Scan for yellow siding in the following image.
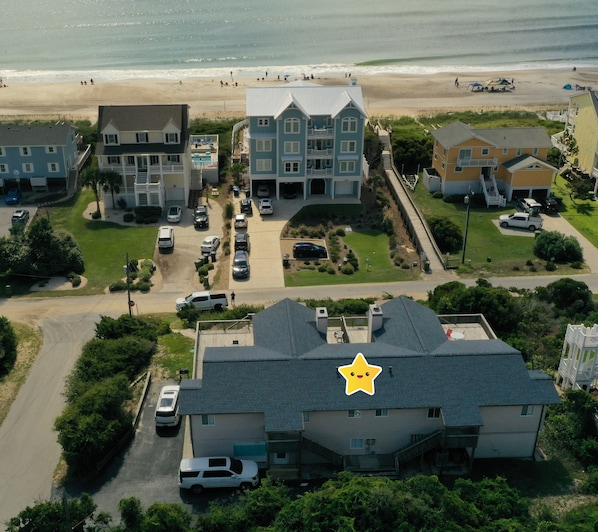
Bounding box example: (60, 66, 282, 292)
(570, 93, 598, 173)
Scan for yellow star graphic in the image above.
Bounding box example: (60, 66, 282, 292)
(338, 353, 382, 396)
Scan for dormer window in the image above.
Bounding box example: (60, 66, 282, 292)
(20, 147, 30, 156)
(136, 132, 149, 143)
(284, 118, 300, 134)
(165, 132, 178, 144)
(104, 134, 119, 145)
(341, 117, 357, 133)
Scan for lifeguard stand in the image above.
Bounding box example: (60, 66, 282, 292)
(557, 324, 598, 391)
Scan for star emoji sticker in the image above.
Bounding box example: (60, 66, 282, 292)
(338, 353, 382, 396)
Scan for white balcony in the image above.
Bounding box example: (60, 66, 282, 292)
(308, 127, 333, 137)
(457, 157, 497, 167)
(307, 168, 332, 176)
(307, 148, 333, 157)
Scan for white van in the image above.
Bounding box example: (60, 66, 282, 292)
(157, 226, 175, 252)
(175, 291, 229, 311)
(155, 385, 180, 428)
(178, 456, 259, 493)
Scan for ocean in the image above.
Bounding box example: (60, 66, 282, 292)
(1, 0, 597, 83)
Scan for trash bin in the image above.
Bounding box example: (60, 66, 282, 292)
(211, 252, 217, 263)
(233, 186, 240, 197)
(283, 253, 290, 268)
(5, 284, 11, 297)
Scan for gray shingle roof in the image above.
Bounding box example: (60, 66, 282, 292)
(180, 297, 559, 431)
(0, 122, 74, 146)
(431, 120, 552, 149)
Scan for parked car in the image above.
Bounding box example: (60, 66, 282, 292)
(258, 198, 273, 215)
(201, 235, 221, 255)
(293, 242, 328, 259)
(155, 385, 180, 428)
(240, 198, 253, 215)
(175, 291, 229, 311)
(194, 205, 209, 228)
(11, 209, 30, 225)
(257, 183, 270, 198)
(234, 232, 250, 252)
(499, 212, 543, 231)
(281, 183, 297, 199)
(541, 197, 560, 214)
(234, 213, 248, 229)
(157, 226, 175, 252)
(516, 197, 542, 215)
(5, 188, 21, 205)
(167, 205, 182, 223)
(232, 250, 250, 279)
(178, 456, 259, 493)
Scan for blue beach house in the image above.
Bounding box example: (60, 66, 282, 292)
(245, 81, 368, 200)
(0, 122, 78, 194)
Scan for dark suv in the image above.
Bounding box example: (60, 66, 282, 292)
(293, 242, 327, 259)
(234, 232, 250, 252)
(240, 198, 253, 215)
(194, 205, 209, 228)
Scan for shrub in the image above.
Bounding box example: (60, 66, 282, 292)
(225, 202, 234, 219)
(432, 191, 443, 199)
(401, 263, 411, 269)
(109, 280, 127, 292)
(571, 260, 584, 269)
(117, 197, 127, 209)
(327, 266, 336, 274)
(91, 210, 101, 219)
(137, 282, 151, 292)
(341, 263, 355, 275)
(335, 228, 346, 237)
(123, 212, 134, 223)
(428, 216, 463, 253)
(71, 275, 82, 287)
(526, 259, 533, 266)
(441, 194, 463, 203)
(197, 265, 210, 276)
(533, 230, 583, 263)
(318, 264, 328, 272)
(545, 261, 557, 272)
(388, 235, 397, 249)
(0, 317, 18, 375)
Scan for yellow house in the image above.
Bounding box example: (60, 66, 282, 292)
(566, 91, 598, 179)
(425, 121, 556, 207)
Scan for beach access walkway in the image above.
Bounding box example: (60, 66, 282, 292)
(376, 126, 454, 281)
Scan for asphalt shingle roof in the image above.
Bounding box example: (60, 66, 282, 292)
(0, 122, 74, 146)
(179, 297, 560, 431)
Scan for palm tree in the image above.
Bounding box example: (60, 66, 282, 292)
(367, 174, 385, 205)
(230, 163, 246, 187)
(102, 170, 122, 209)
(80, 167, 105, 215)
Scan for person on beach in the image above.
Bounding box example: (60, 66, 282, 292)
(231, 291, 235, 306)
(455, 77, 459, 87)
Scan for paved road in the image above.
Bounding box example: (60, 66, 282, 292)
(2, 205, 598, 524)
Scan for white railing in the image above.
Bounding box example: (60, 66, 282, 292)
(307, 148, 333, 156)
(457, 157, 497, 167)
(307, 168, 332, 176)
(308, 127, 333, 137)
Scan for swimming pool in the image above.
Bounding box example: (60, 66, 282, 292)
(192, 152, 212, 165)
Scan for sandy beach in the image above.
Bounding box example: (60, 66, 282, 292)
(0, 68, 596, 122)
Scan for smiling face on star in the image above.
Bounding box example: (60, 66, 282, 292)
(338, 353, 382, 396)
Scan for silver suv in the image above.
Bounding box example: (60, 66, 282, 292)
(178, 456, 259, 493)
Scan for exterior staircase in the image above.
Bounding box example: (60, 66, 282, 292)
(392, 430, 443, 470)
(479, 174, 506, 207)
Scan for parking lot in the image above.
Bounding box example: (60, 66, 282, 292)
(0, 204, 37, 236)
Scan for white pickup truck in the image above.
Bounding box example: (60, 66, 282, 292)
(499, 212, 543, 231)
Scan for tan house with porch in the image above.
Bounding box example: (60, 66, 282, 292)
(425, 121, 556, 207)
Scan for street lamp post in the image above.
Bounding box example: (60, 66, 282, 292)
(461, 193, 472, 264)
(124, 252, 132, 317)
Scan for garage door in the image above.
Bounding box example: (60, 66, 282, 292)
(335, 180, 354, 196)
(167, 187, 185, 201)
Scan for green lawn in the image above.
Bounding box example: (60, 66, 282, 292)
(285, 229, 419, 287)
(409, 185, 587, 277)
(38, 190, 158, 295)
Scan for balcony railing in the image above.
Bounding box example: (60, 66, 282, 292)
(307, 148, 333, 156)
(307, 127, 333, 137)
(457, 157, 497, 167)
(307, 168, 332, 176)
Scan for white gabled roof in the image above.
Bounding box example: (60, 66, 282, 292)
(247, 82, 366, 118)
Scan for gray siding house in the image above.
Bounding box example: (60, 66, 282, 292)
(180, 297, 559, 480)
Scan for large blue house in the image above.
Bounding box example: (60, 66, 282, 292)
(245, 81, 368, 200)
(0, 122, 78, 193)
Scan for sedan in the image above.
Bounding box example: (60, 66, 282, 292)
(232, 250, 250, 279)
(167, 205, 182, 223)
(5, 188, 21, 205)
(240, 198, 253, 215)
(258, 198, 273, 215)
(201, 235, 221, 255)
(293, 242, 328, 259)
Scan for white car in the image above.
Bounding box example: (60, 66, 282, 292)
(258, 198, 273, 215)
(234, 214, 248, 229)
(201, 235, 221, 255)
(167, 205, 182, 223)
(499, 212, 543, 231)
(155, 385, 180, 428)
(178, 456, 259, 493)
